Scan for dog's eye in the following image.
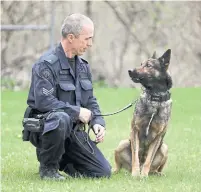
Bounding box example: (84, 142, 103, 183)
(146, 64, 152, 68)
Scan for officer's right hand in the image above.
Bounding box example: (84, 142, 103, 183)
(79, 108, 92, 124)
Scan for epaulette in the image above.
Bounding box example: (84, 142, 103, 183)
(81, 58, 88, 64)
(44, 54, 58, 65)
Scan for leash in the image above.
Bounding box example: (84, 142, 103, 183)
(73, 123, 95, 154)
(73, 99, 138, 154)
(93, 99, 138, 117)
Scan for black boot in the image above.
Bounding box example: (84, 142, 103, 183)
(39, 164, 65, 180)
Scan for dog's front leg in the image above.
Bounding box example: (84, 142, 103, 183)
(141, 135, 162, 177)
(130, 119, 140, 177)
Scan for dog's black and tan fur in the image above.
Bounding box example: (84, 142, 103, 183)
(114, 49, 173, 177)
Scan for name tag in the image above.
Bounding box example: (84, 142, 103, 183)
(59, 70, 72, 81)
(79, 72, 88, 79)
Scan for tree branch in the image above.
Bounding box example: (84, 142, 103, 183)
(105, 1, 149, 56)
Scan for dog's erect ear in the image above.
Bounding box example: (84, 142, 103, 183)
(152, 51, 157, 59)
(159, 49, 171, 70)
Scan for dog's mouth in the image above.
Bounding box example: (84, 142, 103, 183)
(132, 77, 141, 82)
(128, 70, 143, 83)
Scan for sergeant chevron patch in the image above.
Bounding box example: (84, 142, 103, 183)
(42, 87, 54, 96)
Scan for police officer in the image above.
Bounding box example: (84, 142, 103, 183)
(26, 13, 111, 180)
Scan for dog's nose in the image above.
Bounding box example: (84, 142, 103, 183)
(128, 70, 132, 75)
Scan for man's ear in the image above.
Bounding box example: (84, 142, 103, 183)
(152, 51, 157, 59)
(67, 34, 75, 43)
(159, 49, 171, 70)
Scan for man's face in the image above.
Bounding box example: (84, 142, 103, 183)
(72, 24, 94, 56)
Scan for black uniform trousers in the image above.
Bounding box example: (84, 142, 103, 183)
(29, 111, 111, 178)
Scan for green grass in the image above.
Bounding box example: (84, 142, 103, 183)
(1, 88, 201, 192)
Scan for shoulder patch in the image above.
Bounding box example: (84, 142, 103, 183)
(44, 54, 58, 65)
(40, 67, 52, 80)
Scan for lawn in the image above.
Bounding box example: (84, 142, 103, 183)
(1, 88, 201, 192)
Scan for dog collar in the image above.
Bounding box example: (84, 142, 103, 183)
(149, 92, 171, 102)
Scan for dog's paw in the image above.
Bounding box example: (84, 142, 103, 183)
(141, 166, 149, 177)
(131, 170, 140, 177)
(112, 168, 119, 174)
(140, 172, 149, 178)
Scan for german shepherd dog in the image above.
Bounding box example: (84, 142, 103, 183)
(113, 49, 173, 177)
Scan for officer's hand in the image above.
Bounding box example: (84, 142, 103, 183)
(93, 124, 106, 143)
(79, 107, 92, 124)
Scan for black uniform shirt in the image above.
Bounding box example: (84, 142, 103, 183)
(27, 43, 105, 127)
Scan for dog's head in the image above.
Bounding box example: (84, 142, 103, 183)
(128, 49, 172, 92)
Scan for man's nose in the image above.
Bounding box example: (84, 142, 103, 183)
(87, 39, 93, 47)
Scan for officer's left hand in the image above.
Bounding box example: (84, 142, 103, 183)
(93, 124, 106, 143)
